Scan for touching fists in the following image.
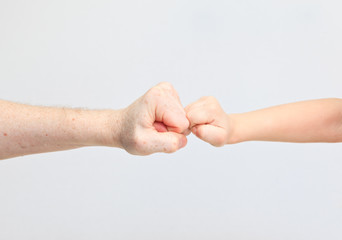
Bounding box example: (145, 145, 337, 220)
(185, 96, 232, 147)
(2, 81, 341, 160)
(118, 82, 190, 155)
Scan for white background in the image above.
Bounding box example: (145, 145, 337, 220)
(1, 0, 342, 239)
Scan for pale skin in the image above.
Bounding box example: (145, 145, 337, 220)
(0, 82, 189, 160)
(186, 97, 342, 146)
(1, 83, 342, 160)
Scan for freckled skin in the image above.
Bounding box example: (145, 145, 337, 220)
(0, 100, 119, 159)
(118, 82, 190, 155)
(0, 82, 188, 159)
(2, 82, 340, 159)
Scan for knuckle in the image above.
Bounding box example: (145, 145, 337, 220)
(186, 111, 196, 123)
(196, 126, 205, 138)
(182, 119, 190, 129)
(200, 96, 215, 102)
(207, 103, 219, 113)
(202, 96, 219, 107)
(132, 135, 148, 154)
(147, 83, 174, 100)
(184, 105, 191, 113)
(146, 87, 160, 99)
(207, 96, 216, 101)
(208, 96, 218, 104)
(158, 82, 178, 98)
(200, 96, 209, 100)
(158, 82, 173, 89)
(209, 96, 218, 102)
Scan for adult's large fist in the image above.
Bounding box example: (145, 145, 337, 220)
(118, 82, 190, 155)
(185, 96, 231, 147)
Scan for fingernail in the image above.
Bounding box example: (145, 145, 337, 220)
(179, 137, 186, 149)
(192, 127, 197, 135)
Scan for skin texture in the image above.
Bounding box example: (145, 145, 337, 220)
(186, 97, 342, 146)
(185, 96, 231, 147)
(1, 82, 341, 159)
(0, 82, 189, 159)
(118, 82, 190, 155)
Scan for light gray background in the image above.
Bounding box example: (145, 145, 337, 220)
(1, 0, 342, 239)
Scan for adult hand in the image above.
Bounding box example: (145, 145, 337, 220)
(185, 96, 231, 147)
(118, 82, 190, 155)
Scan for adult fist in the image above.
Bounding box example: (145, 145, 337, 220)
(118, 82, 190, 155)
(185, 96, 231, 147)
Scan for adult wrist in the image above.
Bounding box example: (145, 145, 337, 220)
(102, 109, 125, 149)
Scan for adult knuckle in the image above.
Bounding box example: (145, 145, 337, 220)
(148, 85, 173, 100)
(146, 87, 160, 98)
(132, 135, 146, 152)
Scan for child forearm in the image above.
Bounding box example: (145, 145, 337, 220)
(229, 98, 342, 143)
(186, 97, 342, 146)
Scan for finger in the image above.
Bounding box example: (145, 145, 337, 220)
(182, 128, 191, 136)
(156, 99, 189, 134)
(165, 118, 189, 134)
(187, 108, 214, 129)
(167, 125, 191, 135)
(149, 131, 187, 154)
(184, 102, 195, 114)
(146, 82, 190, 134)
(153, 121, 168, 132)
(185, 100, 203, 114)
(192, 124, 227, 147)
(154, 121, 190, 135)
(185, 96, 212, 113)
(155, 82, 182, 103)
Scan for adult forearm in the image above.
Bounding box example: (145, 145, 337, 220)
(0, 82, 190, 159)
(229, 98, 342, 143)
(0, 100, 121, 159)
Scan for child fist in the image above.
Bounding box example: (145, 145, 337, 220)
(185, 96, 232, 147)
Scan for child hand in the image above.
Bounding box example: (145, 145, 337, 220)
(185, 96, 232, 147)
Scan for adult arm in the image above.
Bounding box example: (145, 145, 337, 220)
(0, 82, 189, 160)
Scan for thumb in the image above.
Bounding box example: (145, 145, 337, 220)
(192, 124, 227, 147)
(149, 131, 187, 154)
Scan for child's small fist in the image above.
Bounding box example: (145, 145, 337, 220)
(185, 96, 231, 147)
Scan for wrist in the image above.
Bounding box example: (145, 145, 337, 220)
(101, 109, 125, 148)
(225, 113, 243, 144)
(71, 109, 125, 148)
